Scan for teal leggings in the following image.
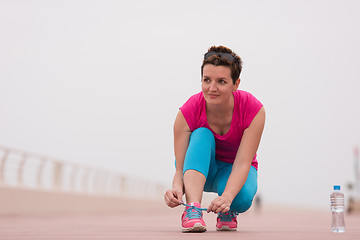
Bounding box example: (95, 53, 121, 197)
(183, 127, 258, 213)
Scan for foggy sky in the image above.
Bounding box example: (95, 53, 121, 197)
(1, 0, 360, 209)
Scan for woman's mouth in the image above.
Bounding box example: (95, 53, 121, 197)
(208, 94, 219, 99)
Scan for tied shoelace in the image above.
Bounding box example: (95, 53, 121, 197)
(181, 203, 239, 220)
(218, 211, 238, 222)
(181, 203, 207, 219)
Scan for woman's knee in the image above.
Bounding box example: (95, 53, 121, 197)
(229, 168, 258, 213)
(231, 194, 255, 213)
(190, 127, 215, 144)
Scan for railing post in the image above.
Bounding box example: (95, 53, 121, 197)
(110, 176, 120, 196)
(98, 171, 107, 195)
(53, 161, 63, 190)
(70, 166, 79, 192)
(37, 158, 46, 188)
(82, 168, 90, 194)
(92, 171, 104, 195)
(0, 148, 9, 183)
(17, 154, 27, 186)
(120, 176, 126, 195)
(102, 173, 109, 196)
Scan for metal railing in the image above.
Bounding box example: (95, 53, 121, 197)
(0, 145, 166, 199)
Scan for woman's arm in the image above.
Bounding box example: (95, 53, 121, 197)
(207, 107, 265, 213)
(164, 110, 192, 208)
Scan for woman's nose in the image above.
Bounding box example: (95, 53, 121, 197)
(209, 82, 217, 91)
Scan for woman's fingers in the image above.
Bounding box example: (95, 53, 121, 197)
(164, 189, 182, 208)
(221, 206, 230, 213)
(164, 192, 173, 205)
(208, 198, 221, 213)
(217, 203, 230, 213)
(171, 190, 182, 205)
(167, 191, 179, 206)
(175, 191, 184, 204)
(208, 196, 231, 213)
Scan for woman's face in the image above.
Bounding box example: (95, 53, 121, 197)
(201, 64, 240, 105)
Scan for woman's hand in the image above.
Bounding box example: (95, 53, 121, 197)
(207, 195, 232, 213)
(164, 188, 183, 208)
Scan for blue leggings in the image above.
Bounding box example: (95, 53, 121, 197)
(183, 127, 258, 213)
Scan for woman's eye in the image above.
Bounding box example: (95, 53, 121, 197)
(219, 80, 226, 84)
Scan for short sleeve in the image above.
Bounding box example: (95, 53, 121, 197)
(179, 92, 203, 131)
(241, 91, 263, 129)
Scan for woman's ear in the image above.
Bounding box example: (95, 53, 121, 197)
(233, 78, 240, 91)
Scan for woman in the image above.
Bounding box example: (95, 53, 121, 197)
(164, 46, 265, 232)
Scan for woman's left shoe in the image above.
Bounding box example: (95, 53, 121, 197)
(216, 210, 238, 231)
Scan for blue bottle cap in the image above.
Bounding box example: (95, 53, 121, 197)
(334, 185, 340, 191)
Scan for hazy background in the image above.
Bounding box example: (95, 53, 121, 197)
(1, 0, 359, 209)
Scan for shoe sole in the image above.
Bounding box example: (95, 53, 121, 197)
(216, 226, 237, 231)
(182, 223, 207, 233)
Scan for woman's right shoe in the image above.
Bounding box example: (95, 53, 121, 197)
(181, 202, 207, 232)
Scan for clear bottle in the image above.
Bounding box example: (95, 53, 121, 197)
(330, 185, 345, 233)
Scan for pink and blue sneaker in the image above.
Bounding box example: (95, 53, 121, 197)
(181, 202, 207, 233)
(216, 210, 238, 231)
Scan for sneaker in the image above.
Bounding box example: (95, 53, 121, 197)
(181, 202, 207, 232)
(216, 210, 238, 231)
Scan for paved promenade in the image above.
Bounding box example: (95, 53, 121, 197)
(0, 200, 359, 240)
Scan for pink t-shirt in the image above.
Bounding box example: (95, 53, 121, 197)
(180, 90, 263, 170)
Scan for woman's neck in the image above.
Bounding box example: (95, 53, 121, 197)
(206, 94, 234, 118)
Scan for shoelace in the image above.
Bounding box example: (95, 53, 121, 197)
(181, 203, 239, 220)
(181, 203, 207, 219)
(218, 211, 238, 222)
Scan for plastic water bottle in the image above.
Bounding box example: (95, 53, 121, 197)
(330, 185, 345, 233)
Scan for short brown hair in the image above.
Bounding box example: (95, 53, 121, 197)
(201, 46, 242, 84)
